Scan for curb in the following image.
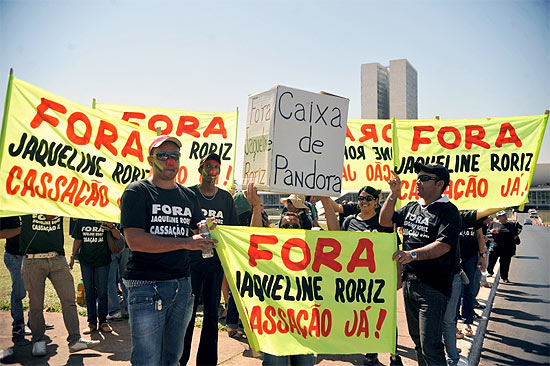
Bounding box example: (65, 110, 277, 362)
(467, 268, 500, 365)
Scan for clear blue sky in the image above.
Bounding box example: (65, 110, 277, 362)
(1, 0, 549, 171)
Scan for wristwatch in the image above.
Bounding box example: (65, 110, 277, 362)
(479, 252, 487, 258)
(410, 250, 418, 261)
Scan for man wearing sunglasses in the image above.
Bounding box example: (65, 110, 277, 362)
(380, 162, 461, 366)
(120, 135, 216, 366)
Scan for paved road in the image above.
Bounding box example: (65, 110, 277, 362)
(479, 214, 550, 365)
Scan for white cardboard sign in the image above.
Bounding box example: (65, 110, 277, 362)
(242, 85, 349, 197)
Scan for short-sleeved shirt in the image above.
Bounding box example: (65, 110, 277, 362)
(342, 213, 393, 233)
(120, 179, 204, 281)
(72, 219, 112, 267)
(1, 216, 21, 255)
(459, 210, 483, 260)
(19, 215, 64, 255)
(189, 185, 239, 265)
(392, 198, 461, 295)
(489, 221, 520, 255)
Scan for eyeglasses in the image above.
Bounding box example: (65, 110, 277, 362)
(417, 175, 440, 182)
(153, 151, 181, 161)
(281, 223, 300, 229)
(358, 196, 376, 202)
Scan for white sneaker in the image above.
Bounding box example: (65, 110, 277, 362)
(69, 338, 100, 353)
(106, 311, 122, 320)
(31, 341, 47, 357)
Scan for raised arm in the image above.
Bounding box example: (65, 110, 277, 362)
(379, 170, 401, 227)
(318, 196, 340, 231)
(244, 182, 264, 228)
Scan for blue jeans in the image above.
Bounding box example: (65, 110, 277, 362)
(461, 255, 478, 324)
(4, 252, 26, 333)
(262, 353, 315, 366)
(403, 276, 449, 366)
(472, 266, 482, 300)
(108, 248, 129, 315)
(442, 273, 462, 366)
(81, 262, 109, 325)
(181, 258, 224, 365)
(127, 278, 194, 366)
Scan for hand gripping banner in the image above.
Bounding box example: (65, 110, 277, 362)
(211, 225, 397, 355)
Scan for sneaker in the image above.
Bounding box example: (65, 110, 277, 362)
(31, 341, 47, 357)
(502, 279, 511, 284)
(99, 323, 113, 333)
(82, 324, 96, 335)
(12, 326, 32, 336)
(69, 338, 100, 353)
(106, 311, 122, 321)
(389, 354, 404, 366)
(363, 353, 379, 366)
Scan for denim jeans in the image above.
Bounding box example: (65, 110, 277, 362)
(403, 276, 449, 366)
(262, 353, 315, 366)
(460, 255, 478, 324)
(442, 273, 462, 366)
(22, 256, 80, 344)
(181, 258, 224, 366)
(81, 262, 110, 325)
(4, 252, 26, 333)
(108, 248, 129, 315)
(127, 277, 194, 366)
(472, 266, 482, 299)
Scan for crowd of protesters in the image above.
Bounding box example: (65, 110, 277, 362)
(1, 134, 527, 365)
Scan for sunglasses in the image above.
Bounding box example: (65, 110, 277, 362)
(153, 151, 181, 161)
(281, 223, 300, 229)
(358, 196, 376, 202)
(417, 174, 440, 182)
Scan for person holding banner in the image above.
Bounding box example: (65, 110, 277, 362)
(245, 182, 339, 366)
(380, 163, 461, 366)
(19, 214, 100, 357)
(280, 194, 313, 229)
(180, 153, 239, 366)
(120, 135, 217, 366)
(339, 186, 404, 366)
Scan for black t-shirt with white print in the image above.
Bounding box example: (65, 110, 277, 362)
(72, 219, 111, 268)
(120, 179, 204, 281)
(392, 197, 461, 295)
(189, 185, 238, 266)
(342, 213, 393, 233)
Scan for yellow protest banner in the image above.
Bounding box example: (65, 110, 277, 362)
(94, 102, 238, 190)
(212, 225, 397, 355)
(391, 115, 547, 209)
(343, 119, 393, 191)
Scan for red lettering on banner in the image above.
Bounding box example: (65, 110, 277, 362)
(203, 117, 227, 138)
(281, 238, 311, 271)
(411, 126, 435, 151)
(248, 305, 332, 338)
(495, 123, 522, 148)
(122, 130, 145, 161)
(358, 124, 378, 143)
(437, 127, 461, 150)
(149, 114, 173, 135)
(312, 238, 342, 273)
(346, 239, 376, 273)
(6, 165, 23, 194)
(345, 126, 355, 142)
(30, 98, 67, 128)
(465, 125, 490, 149)
(95, 120, 118, 155)
(248, 234, 278, 266)
(177, 116, 201, 138)
(382, 124, 392, 143)
(121, 112, 146, 126)
(67, 112, 92, 145)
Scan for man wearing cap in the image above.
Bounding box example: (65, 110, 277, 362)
(280, 194, 313, 229)
(380, 163, 461, 366)
(19, 214, 100, 356)
(120, 135, 216, 365)
(180, 153, 238, 366)
(487, 210, 521, 283)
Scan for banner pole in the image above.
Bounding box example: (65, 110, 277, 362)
(0, 68, 15, 172)
(92, 98, 96, 109)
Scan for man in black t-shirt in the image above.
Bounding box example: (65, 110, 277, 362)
(19, 214, 100, 356)
(487, 210, 521, 283)
(0, 216, 28, 336)
(120, 135, 216, 366)
(380, 163, 461, 366)
(181, 153, 238, 366)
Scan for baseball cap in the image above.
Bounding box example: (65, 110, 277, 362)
(496, 210, 506, 217)
(200, 153, 221, 167)
(414, 162, 450, 187)
(148, 135, 182, 154)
